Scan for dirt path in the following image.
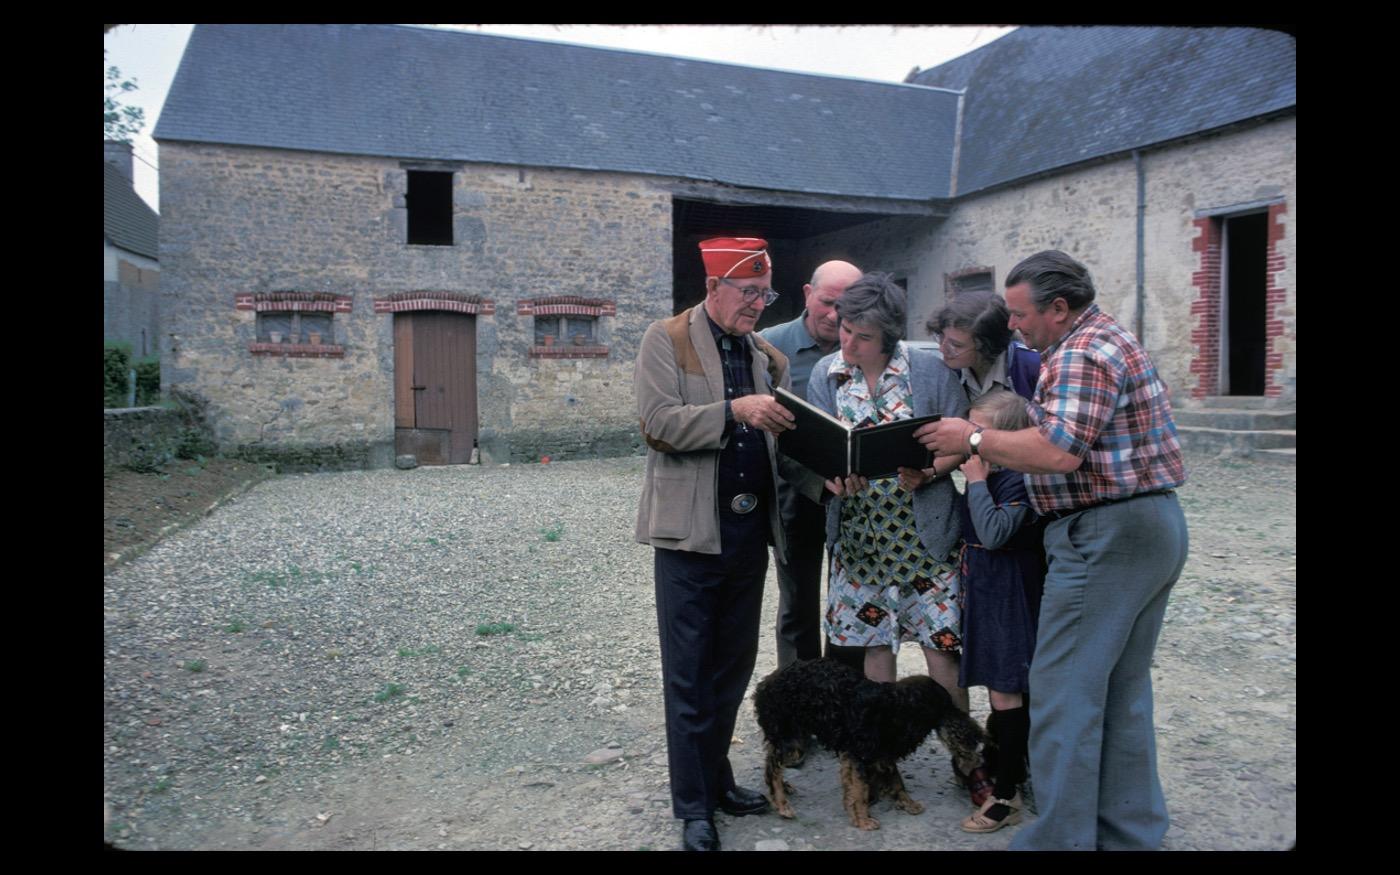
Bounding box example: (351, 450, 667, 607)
(103, 452, 1294, 850)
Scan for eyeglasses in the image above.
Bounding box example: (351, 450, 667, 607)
(937, 334, 971, 354)
(721, 278, 780, 307)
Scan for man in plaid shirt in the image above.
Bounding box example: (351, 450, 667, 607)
(917, 250, 1188, 850)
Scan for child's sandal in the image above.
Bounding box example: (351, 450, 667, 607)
(960, 794, 1023, 834)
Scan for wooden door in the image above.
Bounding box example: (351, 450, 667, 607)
(394, 311, 478, 464)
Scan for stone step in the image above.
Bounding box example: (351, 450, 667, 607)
(1175, 408, 1296, 430)
(1197, 395, 1291, 410)
(1176, 426, 1296, 454)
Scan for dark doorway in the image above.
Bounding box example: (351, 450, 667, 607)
(1223, 213, 1267, 396)
(393, 311, 478, 464)
(671, 199, 895, 326)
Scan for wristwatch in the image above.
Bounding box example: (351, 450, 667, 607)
(968, 427, 985, 456)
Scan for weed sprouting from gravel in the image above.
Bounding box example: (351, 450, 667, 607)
(183, 659, 206, 673)
(475, 622, 517, 636)
(373, 683, 406, 703)
(540, 522, 565, 542)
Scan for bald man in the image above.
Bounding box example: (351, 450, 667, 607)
(760, 260, 865, 671)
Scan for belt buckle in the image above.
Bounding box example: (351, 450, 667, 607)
(730, 493, 759, 514)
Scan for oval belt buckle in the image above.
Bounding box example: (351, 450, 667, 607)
(730, 493, 759, 514)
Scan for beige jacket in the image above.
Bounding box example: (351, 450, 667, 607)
(634, 305, 823, 557)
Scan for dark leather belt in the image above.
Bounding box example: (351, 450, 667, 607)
(1042, 489, 1176, 522)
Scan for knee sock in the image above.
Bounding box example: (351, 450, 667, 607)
(990, 704, 1029, 800)
(982, 708, 1000, 776)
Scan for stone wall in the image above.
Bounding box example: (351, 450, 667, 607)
(104, 406, 183, 471)
(914, 117, 1296, 404)
(159, 143, 674, 467)
(788, 216, 945, 336)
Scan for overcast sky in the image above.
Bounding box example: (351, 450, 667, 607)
(103, 24, 1016, 211)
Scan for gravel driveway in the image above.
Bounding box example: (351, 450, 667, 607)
(103, 452, 1295, 850)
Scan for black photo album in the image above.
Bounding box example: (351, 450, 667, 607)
(773, 386, 939, 481)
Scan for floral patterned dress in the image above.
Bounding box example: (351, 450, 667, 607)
(822, 343, 963, 654)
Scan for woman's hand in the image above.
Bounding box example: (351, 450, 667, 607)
(897, 466, 934, 492)
(824, 474, 870, 497)
(960, 455, 990, 483)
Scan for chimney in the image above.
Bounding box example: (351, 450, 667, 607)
(104, 140, 133, 183)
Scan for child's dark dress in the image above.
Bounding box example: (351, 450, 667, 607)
(957, 468, 1046, 693)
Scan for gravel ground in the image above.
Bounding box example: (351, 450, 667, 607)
(103, 451, 1295, 851)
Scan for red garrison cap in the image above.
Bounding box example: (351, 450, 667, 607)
(699, 237, 770, 279)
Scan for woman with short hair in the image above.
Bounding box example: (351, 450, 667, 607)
(926, 291, 1040, 404)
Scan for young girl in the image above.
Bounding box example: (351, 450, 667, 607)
(955, 389, 1046, 833)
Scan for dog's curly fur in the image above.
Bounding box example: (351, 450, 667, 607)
(754, 658, 985, 830)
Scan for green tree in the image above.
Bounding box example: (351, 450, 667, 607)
(104, 62, 145, 143)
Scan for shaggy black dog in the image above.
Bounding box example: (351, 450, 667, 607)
(753, 658, 985, 830)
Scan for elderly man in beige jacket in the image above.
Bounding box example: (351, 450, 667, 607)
(635, 237, 822, 851)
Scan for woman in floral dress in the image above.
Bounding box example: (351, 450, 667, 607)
(806, 272, 970, 705)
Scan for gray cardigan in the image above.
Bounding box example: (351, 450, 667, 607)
(806, 345, 970, 560)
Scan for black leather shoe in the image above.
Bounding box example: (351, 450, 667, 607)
(718, 785, 771, 817)
(682, 818, 720, 851)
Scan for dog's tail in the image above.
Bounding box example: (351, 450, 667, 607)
(937, 709, 986, 777)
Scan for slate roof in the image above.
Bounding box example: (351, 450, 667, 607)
(104, 163, 159, 260)
(910, 26, 1296, 196)
(155, 24, 960, 201)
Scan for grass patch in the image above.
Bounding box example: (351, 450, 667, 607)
(373, 683, 406, 703)
(321, 735, 341, 752)
(455, 666, 472, 679)
(183, 659, 206, 673)
(540, 522, 565, 542)
(224, 619, 247, 634)
(475, 622, 517, 636)
(151, 778, 172, 794)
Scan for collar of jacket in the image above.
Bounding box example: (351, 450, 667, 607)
(662, 305, 788, 398)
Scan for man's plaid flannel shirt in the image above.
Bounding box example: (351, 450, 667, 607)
(1025, 304, 1186, 515)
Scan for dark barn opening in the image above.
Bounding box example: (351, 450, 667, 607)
(407, 170, 454, 246)
(1224, 212, 1267, 395)
(670, 199, 903, 326)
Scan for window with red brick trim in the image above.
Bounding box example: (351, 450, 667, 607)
(518, 296, 615, 359)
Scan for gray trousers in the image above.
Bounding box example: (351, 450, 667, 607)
(775, 489, 825, 667)
(1010, 491, 1188, 851)
(775, 485, 865, 672)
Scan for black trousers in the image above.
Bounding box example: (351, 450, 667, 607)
(654, 508, 768, 820)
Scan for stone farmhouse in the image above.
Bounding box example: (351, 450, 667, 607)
(154, 24, 1295, 468)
